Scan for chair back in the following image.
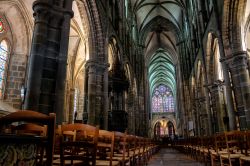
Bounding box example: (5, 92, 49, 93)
(0, 110, 55, 166)
(98, 130, 115, 166)
(114, 131, 128, 165)
(60, 123, 99, 166)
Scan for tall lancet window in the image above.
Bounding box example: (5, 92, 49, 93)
(0, 39, 9, 98)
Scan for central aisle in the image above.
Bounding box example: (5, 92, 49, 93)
(148, 148, 205, 166)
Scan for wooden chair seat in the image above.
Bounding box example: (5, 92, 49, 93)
(220, 153, 244, 159)
(110, 152, 133, 158)
(95, 159, 120, 166)
(107, 155, 131, 161)
(240, 156, 250, 161)
(53, 158, 84, 165)
(201, 148, 209, 153)
(210, 150, 228, 156)
(98, 142, 112, 148)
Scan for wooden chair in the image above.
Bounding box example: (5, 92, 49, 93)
(58, 123, 99, 166)
(96, 130, 120, 166)
(0, 110, 55, 166)
(11, 123, 49, 164)
(210, 133, 227, 166)
(200, 136, 214, 164)
(53, 125, 62, 163)
(137, 137, 147, 166)
(144, 138, 154, 163)
(219, 131, 245, 166)
(113, 131, 131, 166)
(239, 131, 250, 166)
(129, 136, 145, 166)
(126, 135, 138, 165)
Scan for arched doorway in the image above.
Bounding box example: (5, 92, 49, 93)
(154, 119, 176, 141)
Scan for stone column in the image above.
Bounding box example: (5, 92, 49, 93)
(220, 61, 237, 131)
(24, 0, 73, 123)
(217, 31, 237, 131)
(204, 87, 213, 135)
(248, 56, 250, 73)
(85, 61, 97, 125)
(68, 88, 75, 124)
(85, 60, 108, 128)
(127, 87, 135, 134)
(82, 71, 88, 123)
(227, 52, 250, 129)
(55, 0, 74, 123)
(194, 99, 199, 136)
(95, 64, 108, 128)
(209, 84, 225, 132)
(103, 66, 109, 130)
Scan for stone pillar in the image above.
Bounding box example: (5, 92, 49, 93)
(68, 88, 75, 124)
(86, 61, 97, 125)
(217, 31, 237, 131)
(227, 52, 250, 129)
(82, 71, 88, 123)
(248, 56, 250, 73)
(204, 87, 213, 135)
(195, 99, 200, 136)
(95, 64, 108, 129)
(85, 60, 108, 128)
(103, 67, 109, 130)
(209, 84, 225, 132)
(220, 60, 237, 131)
(24, 0, 73, 123)
(127, 87, 135, 134)
(55, 0, 74, 123)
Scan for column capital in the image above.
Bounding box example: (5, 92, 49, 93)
(33, 0, 74, 21)
(85, 60, 109, 72)
(221, 51, 248, 64)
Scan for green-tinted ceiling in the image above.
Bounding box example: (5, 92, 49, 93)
(131, 0, 185, 32)
(148, 49, 176, 96)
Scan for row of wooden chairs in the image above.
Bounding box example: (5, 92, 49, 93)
(54, 123, 159, 166)
(0, 110, 159, 166)
(174, 131, 250, 166)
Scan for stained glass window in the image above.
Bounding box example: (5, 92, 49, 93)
(0, 18, 4, 33)
(152, 84, 175, 113)
(0, 40, 9, 98)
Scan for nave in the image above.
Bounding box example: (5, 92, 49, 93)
(148, 148, 204, 166)
(1, 0, 250, 165)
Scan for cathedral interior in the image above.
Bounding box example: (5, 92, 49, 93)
(0, 0, 250, 145)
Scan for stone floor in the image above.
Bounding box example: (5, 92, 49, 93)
(148, 148, 205, 166)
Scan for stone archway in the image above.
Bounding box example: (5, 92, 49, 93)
(0, 0, 32, 110)
(153, 118, 176, 143)
(151, 116, 177, 139)
(222, 0, 250, 129)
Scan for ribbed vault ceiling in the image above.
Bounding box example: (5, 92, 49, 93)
(131, 0, 185, 32)
(131, 0, 185, 99)
(148, 49, 176, 96)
